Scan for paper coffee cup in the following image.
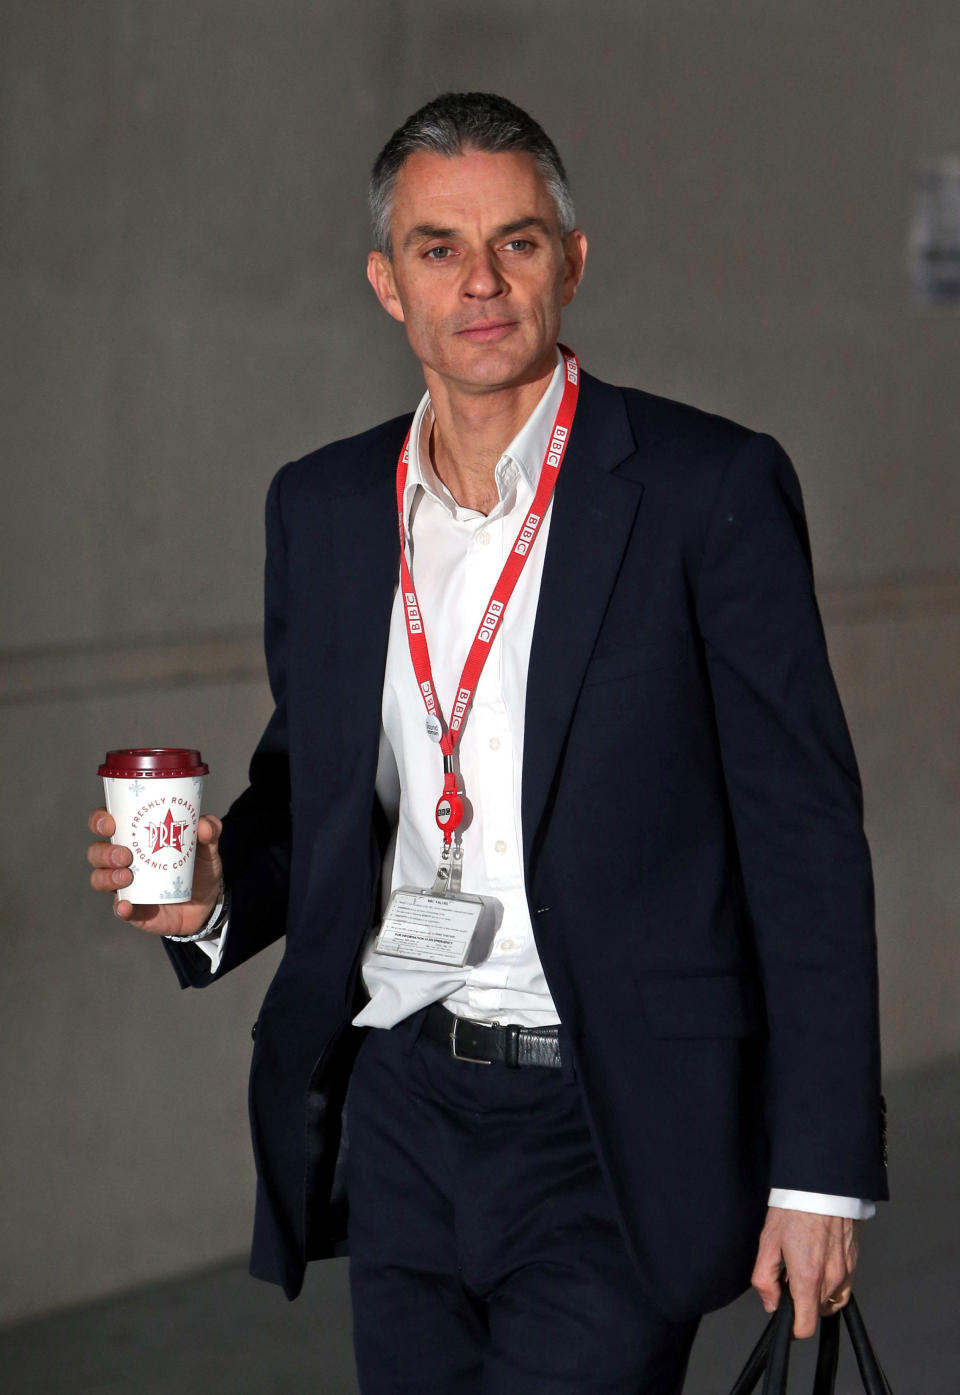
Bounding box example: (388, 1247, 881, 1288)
(98, 749, 209, 904)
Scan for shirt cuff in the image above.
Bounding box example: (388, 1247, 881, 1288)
(767, 1189, 875, 1220)
(164, 894, 229, 974)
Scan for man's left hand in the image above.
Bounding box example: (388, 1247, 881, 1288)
(751, 1208, 860, 1338)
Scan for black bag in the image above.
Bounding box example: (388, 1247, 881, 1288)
(727, 1289, 894, 1394)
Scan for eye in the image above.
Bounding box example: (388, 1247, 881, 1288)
(425, 245, 454, 260)
(504, 238, 533, 252)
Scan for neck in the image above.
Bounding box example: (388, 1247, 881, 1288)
(424, 357, 556, 514)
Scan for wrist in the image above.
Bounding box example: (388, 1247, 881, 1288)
(165, 888, 228, 943)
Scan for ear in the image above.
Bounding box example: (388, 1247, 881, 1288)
(366, 251, 406, 323)
(560, 230, 588, 307)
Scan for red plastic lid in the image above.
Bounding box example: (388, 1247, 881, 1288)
(98, 748, 209, 778)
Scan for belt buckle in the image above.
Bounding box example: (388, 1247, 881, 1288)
(449, 1015, 492, 1065)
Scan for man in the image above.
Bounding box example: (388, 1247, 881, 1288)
(88, 93, 887, 1393)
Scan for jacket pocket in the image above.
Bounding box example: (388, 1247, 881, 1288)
(637, 971, 766, 1039)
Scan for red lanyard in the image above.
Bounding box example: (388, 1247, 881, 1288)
(396, 345, 580, 842)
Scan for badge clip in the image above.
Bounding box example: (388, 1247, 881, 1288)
(428, 837, 464, 897)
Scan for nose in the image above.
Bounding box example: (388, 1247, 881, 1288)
(462, 247, 506, 300)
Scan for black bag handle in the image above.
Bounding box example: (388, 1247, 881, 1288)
(844, 1296, 894, 1394)
(760, 1288, 795, 1394)
(727, 1289, 894, 1395)
(812, 1310, 840, 1394)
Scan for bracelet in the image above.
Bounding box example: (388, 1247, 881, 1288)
(164, 892, 229, 944)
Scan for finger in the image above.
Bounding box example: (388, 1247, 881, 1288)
(87, 841, 131, 869)
(819, 1253, 854, 1314)
(89, 808, 115, 837)
(820, 1288, 851, 1316)
(111, 897, 151, 925)
(197, 814, 222, 845)
(844, 1224, 860, 1272)
(90, 865, 134, 892)
(750, 1249, 785, 1313)
(791, 1281, 821, 1339)
(820, 1254, 852, 1305)
(112, 900, 170, 935)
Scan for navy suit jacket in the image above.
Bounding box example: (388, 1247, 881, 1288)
(166, 368, 887, 1321)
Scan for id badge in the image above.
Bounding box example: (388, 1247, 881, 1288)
(376, 887, 487, 967)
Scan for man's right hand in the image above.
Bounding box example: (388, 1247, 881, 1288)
(86, 809, 224, 938)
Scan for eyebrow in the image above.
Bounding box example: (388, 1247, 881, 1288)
(402, 216, 552, 250)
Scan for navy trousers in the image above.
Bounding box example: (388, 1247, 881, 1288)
(345, 1012, 699, 1394)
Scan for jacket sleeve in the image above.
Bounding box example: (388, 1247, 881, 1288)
(165, 464, 293, 989)
(695, 432, 887, 1200)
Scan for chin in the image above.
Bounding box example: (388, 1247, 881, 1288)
(450, 339, 550, 390)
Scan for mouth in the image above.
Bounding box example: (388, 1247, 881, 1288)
(455, 320, 518, 343)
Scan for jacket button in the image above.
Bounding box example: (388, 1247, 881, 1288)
(251, 1021, 258, 1040)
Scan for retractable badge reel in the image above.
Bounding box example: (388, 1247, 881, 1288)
(433, 760, 464, 887)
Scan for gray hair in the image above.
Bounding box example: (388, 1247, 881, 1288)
(369, 92, 576, 258)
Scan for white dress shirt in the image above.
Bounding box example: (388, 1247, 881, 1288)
(185, 351, 873, 1219)
(353, 352, 566, 1031)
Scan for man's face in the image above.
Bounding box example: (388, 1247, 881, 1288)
(367, 149, 587, 395)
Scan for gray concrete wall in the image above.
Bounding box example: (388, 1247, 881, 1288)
(2, 1, 957, 1322)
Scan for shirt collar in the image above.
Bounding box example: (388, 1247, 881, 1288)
(403, 348, 566, 523)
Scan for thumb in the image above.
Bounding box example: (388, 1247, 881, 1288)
(197, 814, 222, 847)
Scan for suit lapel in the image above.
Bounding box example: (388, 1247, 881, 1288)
(329, 429, 405, 763)
(322, 386, 643, 871)
(522, 373, 644, 874)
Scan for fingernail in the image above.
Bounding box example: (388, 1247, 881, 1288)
(112, 869, 126, 885)
(96, 818, 107, 834)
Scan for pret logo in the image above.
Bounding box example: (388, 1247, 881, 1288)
(478, 599, 504, 643)
(147, 807, 190, 855)
(546, 423, 568, 469)
(129, 795, 198, 872)
(514, 512, 541, 556)
(404, 591, 423, 633)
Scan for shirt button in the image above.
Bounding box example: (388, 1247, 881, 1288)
(494, 839, 507, 854)
(488, 736, 501, 751)
(477, 530, 491, 546)
(500, 938, 515, 952)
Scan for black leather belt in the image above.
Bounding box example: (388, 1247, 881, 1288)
(423, 1003, 562, 1069)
